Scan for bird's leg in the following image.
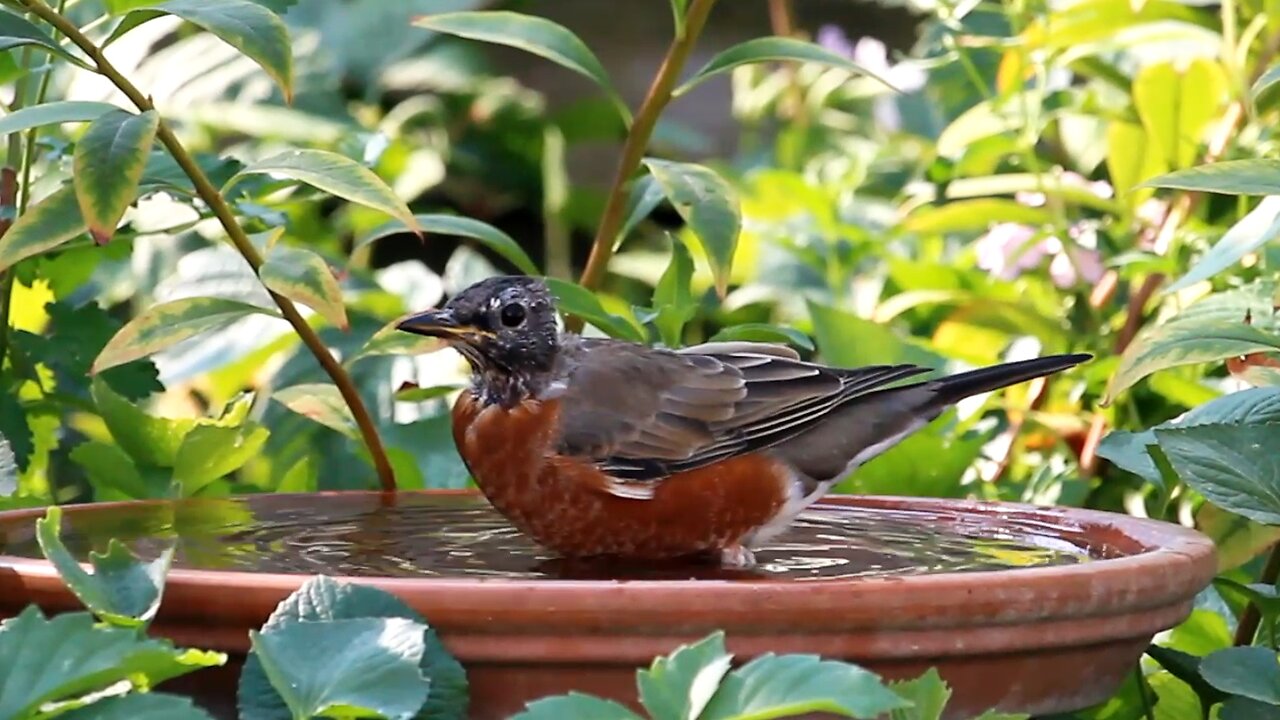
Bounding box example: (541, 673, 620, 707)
(720, 543, 756, 569)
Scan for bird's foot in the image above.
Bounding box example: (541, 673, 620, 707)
(720, 544, 757, 569)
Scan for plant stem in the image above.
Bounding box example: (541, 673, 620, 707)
(1235, 541, 1280, 646)
(23, 0, 397, 493)
(0, 42, 35, 377)
(573, 0, 718, 314)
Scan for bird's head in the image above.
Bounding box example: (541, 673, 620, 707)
(396, 275, 561, 401)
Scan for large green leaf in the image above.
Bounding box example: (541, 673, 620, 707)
(0, 183, 87, 273)
(700, 653, 909, 719)
(1198, 502, 1280, 572)
(675, 36, 894, 96)
(36, 505, 174, 627)
(0, 100, 121, 136)
(651, 234, 696, 347)
(1142, 159, 1280, 195)
(272, 383, 359, 438)
(1106, 319, 1280, 403)
(111, 0, 292, 100)
(240, 576, 468, 720)
(90, 376, 195, 468)
(0, 606, 224, 719)
(1133, 59, 1227, 170)
(72, 109, 160, 245)
(512, 694, 644, 720)
(642, 158, 741, 295)
(708, 323, 814, 351)
(0, 7, 91, 67)
(412, 11, 627, 123)
(356, 214, 538, 275)
(637, 631, 733, 720)
(1199, 647, 1280, 705)
(543, 278, 645, 341)
(260, 244, 348, 329)
(1156, 423, 1280, 525)
(808, 300, 943, 367)
(225, 149, 418, 230)
(92, 296, 280, 373)
(59, 693, 217, 720)
(69, 440, 156, 499)
(173, 423, 270, 495)
(1166, 196, 1280, 293)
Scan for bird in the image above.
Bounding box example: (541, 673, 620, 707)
(396, 275, 1091, 568)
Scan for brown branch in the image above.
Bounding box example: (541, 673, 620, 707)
(1235, 542, 1280, 645)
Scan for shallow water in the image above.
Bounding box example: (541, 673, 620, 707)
(0, 494, 1118, 581)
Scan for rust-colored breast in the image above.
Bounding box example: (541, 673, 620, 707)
(451, 391, 791, 559)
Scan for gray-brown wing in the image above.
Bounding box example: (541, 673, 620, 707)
(551, 338, 931, 493)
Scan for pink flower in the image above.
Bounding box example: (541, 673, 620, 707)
(974, 222, 1104, 289)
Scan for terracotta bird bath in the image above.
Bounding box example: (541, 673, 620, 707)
(0, 490, 1216, 719)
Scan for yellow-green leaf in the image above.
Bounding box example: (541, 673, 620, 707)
(225, 149, 418, 232)
(412, 11, 628, 124)
(1106, 121, 1164, 216)
(356, 214, 538, 275)
(273, 383, 358, 438)
(260, 245, 348, 330)
(0, 184, 87, 273)
(675, 36, 896, 96)
(641, 158, 741, 296)
(1133, 59, 1228, 170)
(93, 297, 280, 373)
(0, 101, 121, 136)
(72, 109, 160, 245)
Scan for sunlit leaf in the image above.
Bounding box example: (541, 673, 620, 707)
(357, 214, 537, 275)
(700, 653, 908, 719)
(901, 199, 1052, 235)
(1197, 502, 1280, 572)
(651, 234, 696, 347)
(173, 423, 270, 495)
(260, 245, 348, 329)
(1133, 59, 1228, 170)
(675, 36, 895, 96)
(90, 376, 195, 468)
(0, 100, 120, 136)
(1142, 159, 1280, 195)
(642, 158, 740, 296)
(273, 383, 358, 438)
(543, 278, 645, 341)
(1106, 121, 1163, 215)
(72, 109, 160, 245)
(0, 183, 86, 273)
(638, 632, 733, 720)
(1166, 196, 1280, 293)
(59, 693, 217, 720)
(1106, 323, 1280, 402)
(93, 297, 280, 373)
(226, 149, 418, 231)
(69, 440, 155, 499)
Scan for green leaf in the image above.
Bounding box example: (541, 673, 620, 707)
(356, 214, 538, 276)
(1146, 644, 1226, 709)
(1253, 62, 1280, 103)
(349, 321, 441, 364)
(69, 440, 155, 499)
(1198, 502, 1280, 572)
(808, 301, 943, 367)
(226, 149, 418, 231)
(173, 423, 270, 494)
(1155, 423, 1280, 525)
(239, 576, 468, 720)
(0, 100, 121, 136)
(119, 0, 292, 100)
(638, 631, 733, 720)
(0, 183, 87, 273)
(1105, 322, 1280, 403)
(0, 606, 224, 719)
(700, 653, 909, 719)
(1142, 159, 1280, 195)
(1166, 196, 1280, 293)
(676, 36, 895, 96)
(901, 199, 1053, 236)
(512, 693, 644, 720)
(0, 433, 15, 497)
(1107, 121, 1163, 216)
(90, 376, 195, 468)
(1133, 59, 1228, 170)
(72, 109, 160, 245)
(1199, 647, 1280, 705)
(652, 234, 696, 347)
(0, 7, 91, 67)
(888, 668, 951, 720)
(619, 173, 665, 245)
(642, 158, 741, 296)
(708, 323, 814, 351)
(543, 278, 645, 341)
(411, 11, 627, 123)
(1221, 697, 1280, 719)
(250, 617, 430, 720)
(0, 395, 33, 474)
(273, 383, 359, 438)
(259, 244, 348, 329)
(36, 505, 174, 627)
(92, 296, 280, 373)
(59, 693, 218, 720)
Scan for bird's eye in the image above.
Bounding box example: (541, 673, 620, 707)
(499, 302, 526, 328)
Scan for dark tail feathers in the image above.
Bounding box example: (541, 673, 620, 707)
(927, 352, 1091, 406)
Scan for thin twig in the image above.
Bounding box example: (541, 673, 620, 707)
(1235, 542, 1280, 646)
(23, 0, 397, 492)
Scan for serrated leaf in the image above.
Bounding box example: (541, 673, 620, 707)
(0, 606, 223, 719)
(357, 214, 538, 275)
(1156, 423, 1280, 525)
(0, 100, 121, 135)
(543, 278, 645, 341)
(412, 11, 627, 123)
(889, 668, 951, 720)
(638, 631, 733, 720)
(511, 693, 644, 720)
(36, 505, 174, 627)
(119, 0, 292, 100)
(1142, 159, 1280, 195)
(73, 109, 159, 245)
(173, 423, 269, 494)
(700, 653, 909, 719)
(708, 323, 814, 351)
(0, 7, 91, 68)
(226, 149, 417, 231)
(259, 244, 347, 329)
(0, 183, 87, 273)
(0, 395, 33, 474)
(69, 440, 155, 499)
(59, 692, 217, 720)
(90, 375, 195, 468)
(273, 383, 358, 438)
(676, 36, 896, 96)
(1166, 196, 1280, 293)
(1200, 647, 1280, 705)
(642, 158, 740, 296)
(92, 296, 280, 373)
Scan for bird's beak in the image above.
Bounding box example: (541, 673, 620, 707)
(396, 308, 465, 338)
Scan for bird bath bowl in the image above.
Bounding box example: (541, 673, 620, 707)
(0, 489, 1216, 719)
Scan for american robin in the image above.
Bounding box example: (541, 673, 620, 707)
(397, 275, 1090, 567)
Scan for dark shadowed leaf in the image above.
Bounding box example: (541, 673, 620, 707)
(272, 383, 359, 438)
(543, 278, 645, 341)
(412, 11, 627, 123)
(700, 653, 908, 719)
(1146, 644, 1226, 709)
(620, 173, 665, 245)
(92, 296, 280, 373)
(59, 693, 217, 720)
(642, 158, 740, 296)
(90, 376, 196, 468)
(0, 101, 121, 135)
(511, 693, 644, 720)
(226, 149, 418, 230)
(1221, 697, 1280, 719)
(1156, 423, 1280, 525)
(0, 183, 87, 273)
(0, 397, 31, 474)
(709, 323, 814, 351)
(357, 214, 538, 275)
(72, 109, 159, 245)
(1199, 647, 1280, 705)
(36, 505, 174, 627)
(676, 36, 896, 96)
(0, 7, 91, 67)
(637, 631, 733, 720)
(260, 244, 348, 329)
(1142, 159, 1280, 195)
